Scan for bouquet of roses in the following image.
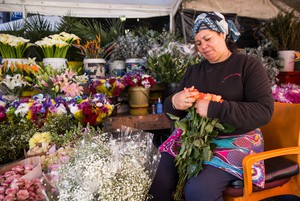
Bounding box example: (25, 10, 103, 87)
(0, 164, 45, 200)
(67, 93, 114, 126)
(89, 76, 125, 97)
(167, 87, 234, 200)
(122, 72, 156, 88)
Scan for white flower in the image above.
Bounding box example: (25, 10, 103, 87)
(56, 130, 160, 201)
(0, 74, 28, 92)
(14, 102, 30, 117)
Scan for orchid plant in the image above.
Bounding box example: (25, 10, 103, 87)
(0, 34, 32, 58)
(35, 32, 79, 58)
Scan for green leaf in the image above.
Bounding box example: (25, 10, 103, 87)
(223, 124, 236, 133)
(202, 146, 213, 161)
(167, 113, 180, 121)
(193, 139, 201, 147)
(193, 148, 200, 159)
(205, 123, 214, 133)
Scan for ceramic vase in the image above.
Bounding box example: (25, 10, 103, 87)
(42, 58, 68, 72)
(83, 58, 106, 80)
(278, 50, 295, 72)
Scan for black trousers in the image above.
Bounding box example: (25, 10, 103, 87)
(148, 152, 237, 201)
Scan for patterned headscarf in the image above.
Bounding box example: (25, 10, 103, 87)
(192, 11, 240, 42)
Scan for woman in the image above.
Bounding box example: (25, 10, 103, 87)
(148, 12, 274, 201)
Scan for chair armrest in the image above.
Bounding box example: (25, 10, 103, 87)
(242, 146, 300, 197)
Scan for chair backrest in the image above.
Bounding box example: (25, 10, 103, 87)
(261, 102, 300, 149)
(260, 102, 300, 161)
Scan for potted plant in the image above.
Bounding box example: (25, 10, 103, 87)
(261, 11, 300, 71)
(113, 31, 151, 73)
(35, 32, 79, 71)
(146, 42, 202, 99)
(73, 35, 113, 79)
(122, 72, 156, 109)
(0, 33, 32, 66)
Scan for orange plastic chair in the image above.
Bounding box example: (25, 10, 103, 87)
(223, 102, 300, 201)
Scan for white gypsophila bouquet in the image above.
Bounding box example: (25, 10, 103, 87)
(55, 126, 160, 201)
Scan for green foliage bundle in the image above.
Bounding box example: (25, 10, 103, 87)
(0, 120, 38, 164)
(262, 11, 300, 51)
(147, 42, 202, 83)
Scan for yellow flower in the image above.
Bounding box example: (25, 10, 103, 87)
(29, 132, 51, 149)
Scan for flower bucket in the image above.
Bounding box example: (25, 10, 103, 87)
(128, 86, 150, 108)
(125, 58, 146, 73)
(1, 58, 27, 68)
(109, 60, 126, 76)
(129, 107, 149, 115)
(83, 58, 106, 80)
(278, 50, 295, 72)
(43, 58, 68, 72)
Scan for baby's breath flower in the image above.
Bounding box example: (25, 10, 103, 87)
(56, 129, 160, 201)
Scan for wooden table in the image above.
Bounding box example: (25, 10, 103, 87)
(103, 113, 172, 132)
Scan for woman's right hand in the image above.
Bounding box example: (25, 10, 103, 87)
(171, 86, 199, 110)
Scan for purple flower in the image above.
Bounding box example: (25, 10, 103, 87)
(272, 84, 300, 103)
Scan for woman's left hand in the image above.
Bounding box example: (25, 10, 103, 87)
(194, 99, 210, 118)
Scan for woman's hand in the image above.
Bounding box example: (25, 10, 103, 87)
(194, 99, 210, 117)
(171, 86, 199, 110)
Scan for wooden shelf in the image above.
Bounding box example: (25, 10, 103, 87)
(103, 113, 172, 132)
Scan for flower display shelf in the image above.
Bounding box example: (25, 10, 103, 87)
(103, 113, 171, 132)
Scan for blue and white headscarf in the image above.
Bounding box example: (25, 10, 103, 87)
(192, 12, 241, 42)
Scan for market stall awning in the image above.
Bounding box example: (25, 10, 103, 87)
(0, 0, 182, 31)
(0, 0, 181, 18)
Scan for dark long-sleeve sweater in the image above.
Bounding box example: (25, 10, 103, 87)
(164, 53, 274, 134)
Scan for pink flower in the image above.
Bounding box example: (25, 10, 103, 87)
(11, 166, 24, 174)
(0, 187, 5, 194)
(61, 82, 83, 97)
(4, 171, 15, 178)
(5, 187, 17, 196)
(4, 194, 14, 201)
(0, 194, 4, 200)
(17, 190, 29, 200)
(24, 180, 32, 189)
